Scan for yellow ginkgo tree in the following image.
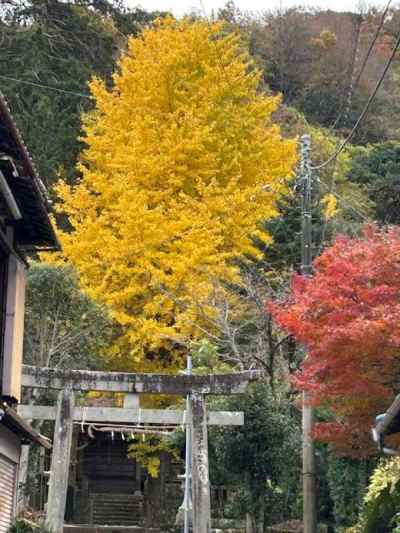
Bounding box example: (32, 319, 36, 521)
(53, 18, 297, 370)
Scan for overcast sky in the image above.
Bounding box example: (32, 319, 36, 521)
(126, 0, 393, 17)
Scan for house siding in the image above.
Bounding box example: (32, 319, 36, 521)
(0, 424, 21, 532)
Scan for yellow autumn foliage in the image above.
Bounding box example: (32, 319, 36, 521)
(321, 193, 338, 220)
(51, 18, 297, 369)
(128, 434, 180, 478)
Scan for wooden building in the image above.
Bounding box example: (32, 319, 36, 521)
(0, 91, 58, 532)
(71, 432, 181, 528)
(30, 413, 183, 528)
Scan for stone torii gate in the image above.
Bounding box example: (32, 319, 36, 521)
(20, 365, 260, 533)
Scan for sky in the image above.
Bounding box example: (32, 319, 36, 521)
(126, 0, 389, 17)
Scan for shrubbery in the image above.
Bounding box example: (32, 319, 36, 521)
(345, 458, 400, 533)
(9, 519, 52, 533)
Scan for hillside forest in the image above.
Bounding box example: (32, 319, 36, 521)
(3, 0, 400, 530)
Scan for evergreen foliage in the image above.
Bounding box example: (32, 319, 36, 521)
(9, 519, 52, 533)
(24, 262, 114, 369)
(347, 458, 400, 533)
(209, 382, 301, 528)
(349, 141, 400, 224)
(327, 457, 372, 529)
(0, 0, 162, 188)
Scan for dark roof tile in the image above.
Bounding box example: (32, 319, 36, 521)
(0, 91, 60, 250)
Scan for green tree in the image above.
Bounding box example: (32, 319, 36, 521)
(0, 0, 161, 188)
(347, 458, 400, 533)
(209, 382, 301, 529)
(218, 3, 400, 143)
(326, 456, 373, 529)
(348, 141, 400, 224)
(24, 262, 114, 369)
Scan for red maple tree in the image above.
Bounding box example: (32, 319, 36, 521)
(269, 225, 400, 455)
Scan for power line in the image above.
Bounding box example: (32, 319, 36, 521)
(317, 175, 372, 212)
(331, 13, 364, 131)
(0, 74, 92, 99)
(312, 27, 400, 170)
(316, 160, 337, 255)
(330, 191, 370, 222)
(353, 0, 392, 95)
(318, 179, 371, 221)
(331, 0, 392, 130)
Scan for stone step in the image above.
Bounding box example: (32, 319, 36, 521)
(91, 497, 141, 503)
(63, 525, 244, 533)
(93, 496, 142, 505)
(90, 492, 143, 527)
(91, 501, 142, 508)
(92, 516, 140, 522)
(92, 518, 141, 523)
(90, 493, 139, 498)
(92, 514, 141, 523)
(92, 522, 141, 527)
(64, 525, 162, 533)
(92, 514, 141, 520)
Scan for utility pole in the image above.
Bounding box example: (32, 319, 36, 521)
(300, 134, 317, 533)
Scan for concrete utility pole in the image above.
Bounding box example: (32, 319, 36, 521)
(300, 134, 317, 533)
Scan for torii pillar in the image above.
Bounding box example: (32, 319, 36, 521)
(192, 393, 211, 533)
(45, 388, 75, 533)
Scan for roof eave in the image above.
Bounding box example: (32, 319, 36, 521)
(2, 404, 51, 449)
(0, 91, 60, 251)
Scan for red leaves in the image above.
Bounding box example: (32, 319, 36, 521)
(269, 225, 400, 455)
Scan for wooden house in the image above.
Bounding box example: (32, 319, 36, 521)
(0, 91, 58, 532)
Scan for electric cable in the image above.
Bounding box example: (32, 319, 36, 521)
(315, 160, 337, 256)
(331, 0, 392, 129)
(312, 28, 400, 170)
(352, 0, 392, 94)
(318, 179, 371, 221)
(0, 74, 92, 99)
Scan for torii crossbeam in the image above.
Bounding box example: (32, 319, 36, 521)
(20, 365, 261, 533)
(21, 364, 259, 394)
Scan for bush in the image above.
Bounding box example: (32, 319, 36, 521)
(348, 457, 400, 533)
(9, 519, 52, 533)
(208, 381, 302, 527)
(326, 456, 373, 529)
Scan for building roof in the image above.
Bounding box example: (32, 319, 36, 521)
(2, 404, 51, 449)
(0, 91, 60, 251)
